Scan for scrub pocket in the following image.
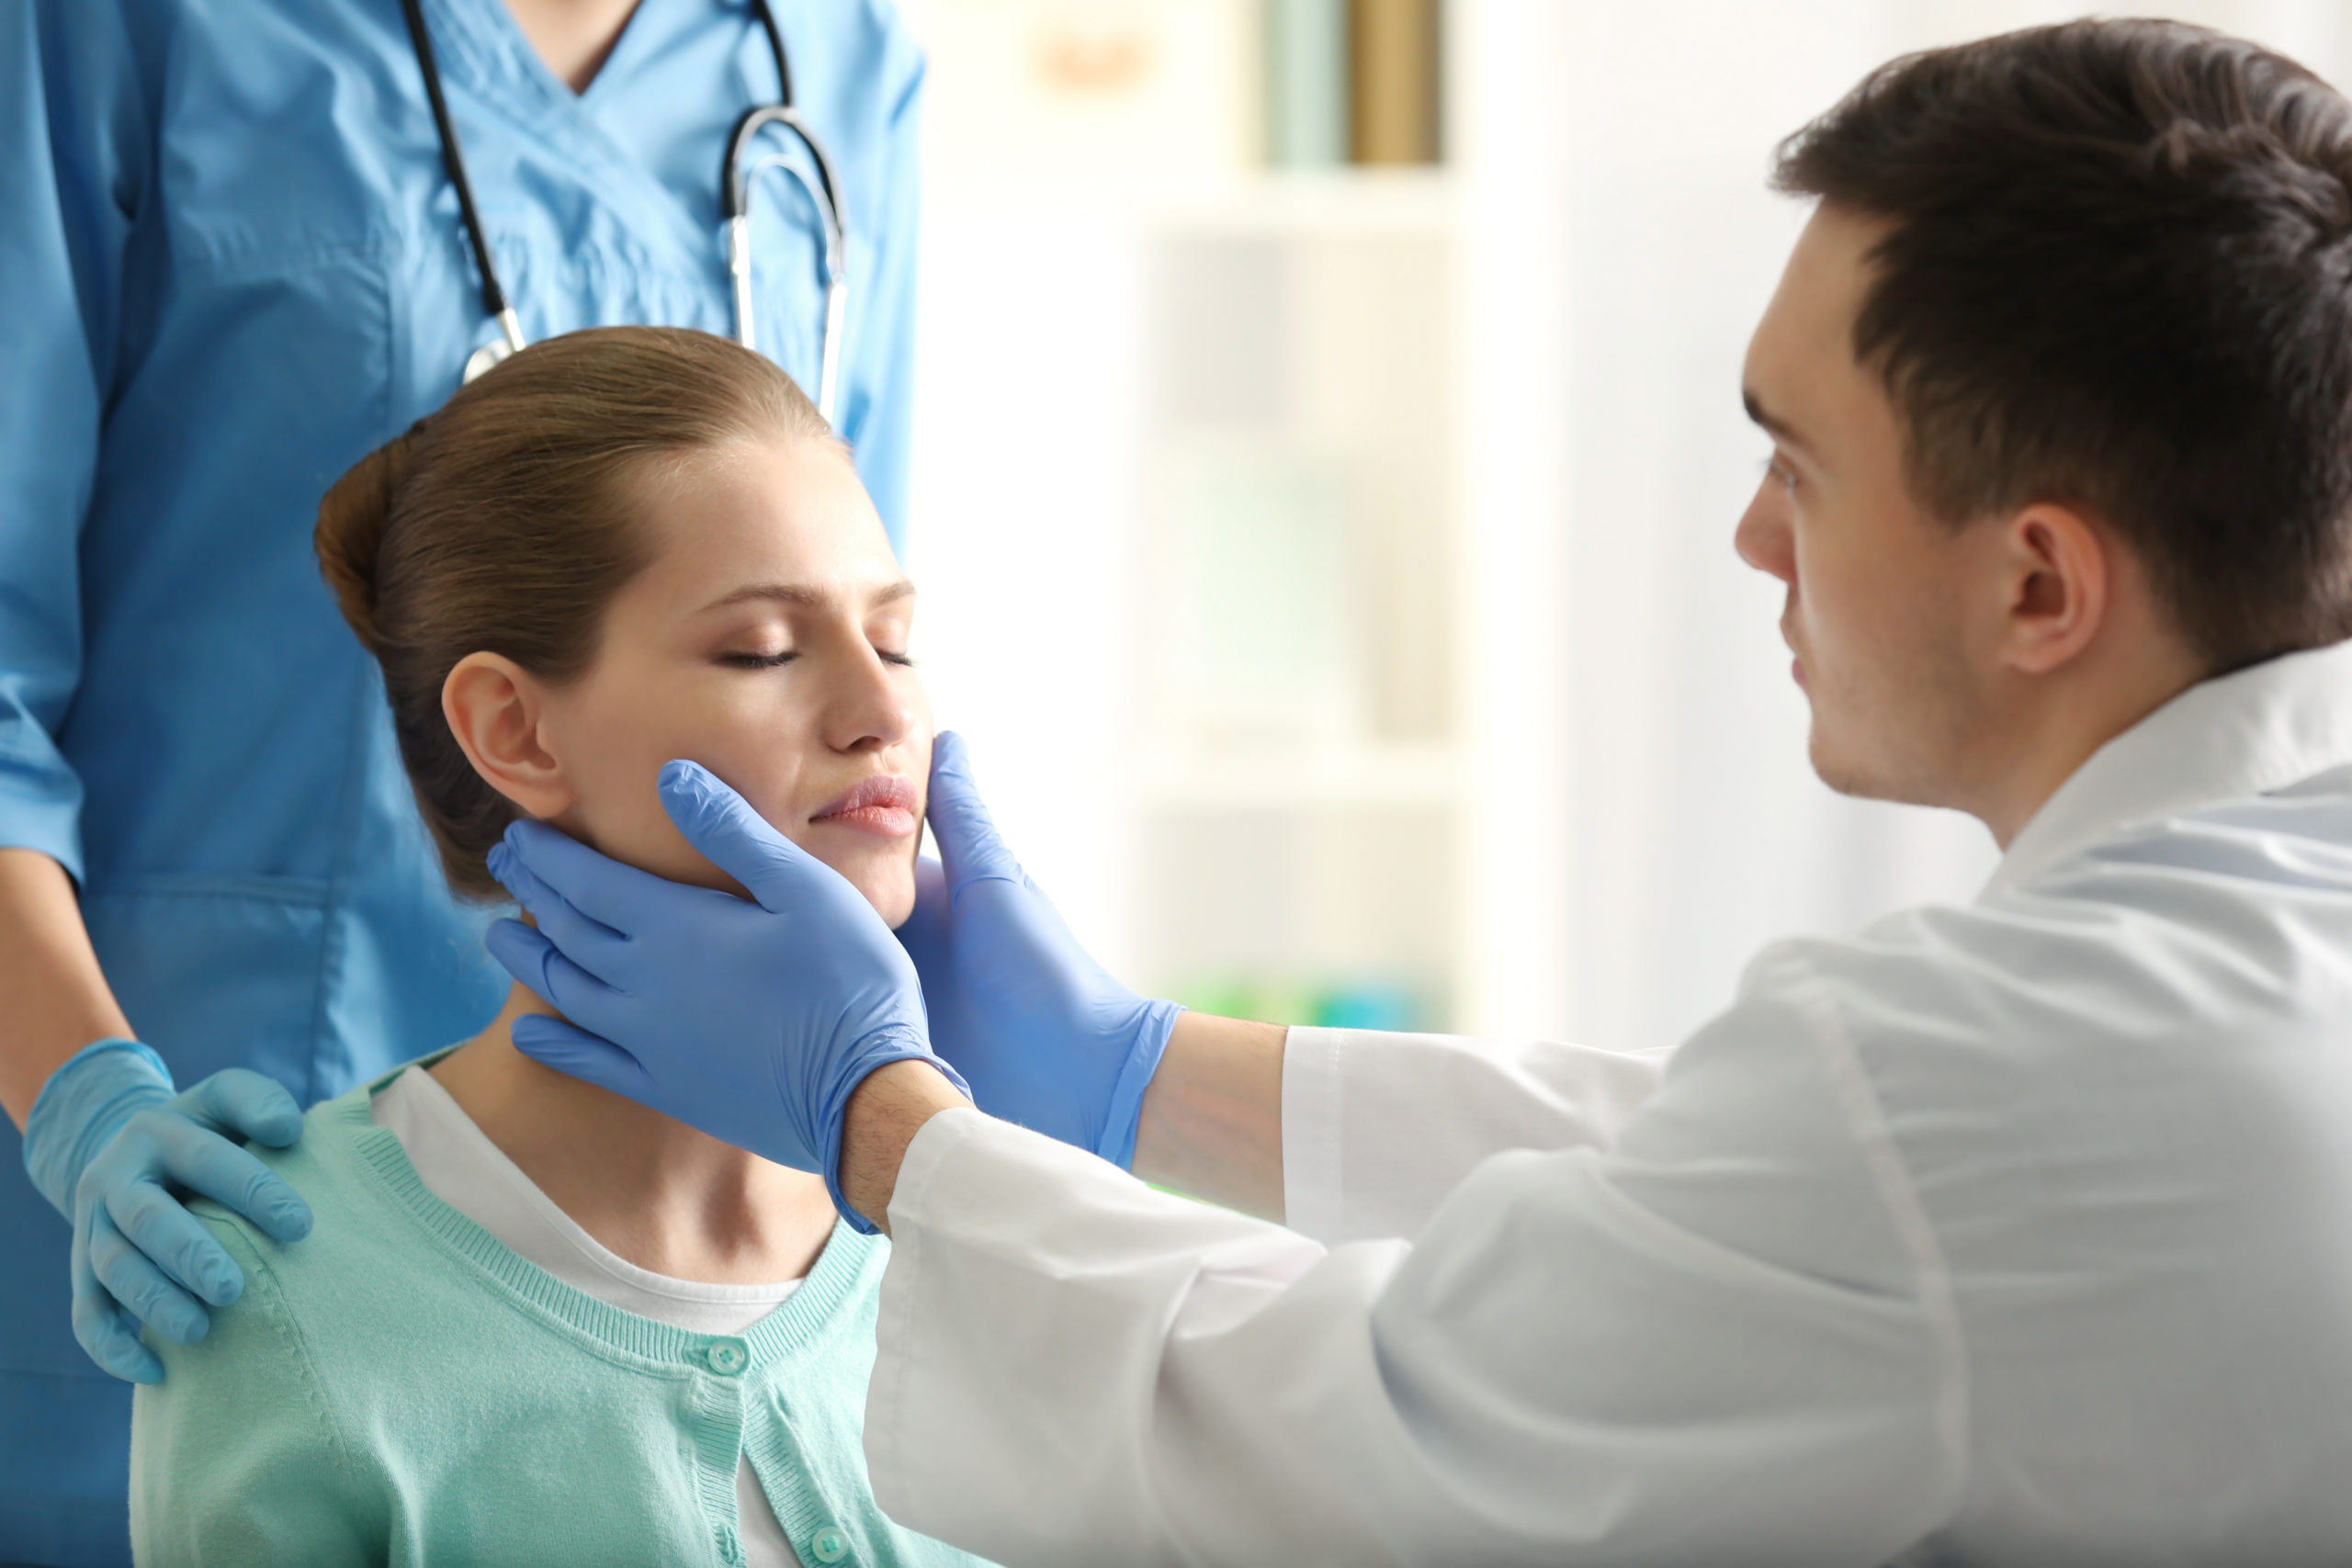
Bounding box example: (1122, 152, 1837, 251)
(82, 877, 332, 1101)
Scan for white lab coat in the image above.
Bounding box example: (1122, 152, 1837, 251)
(866, 640, 2352, 1567)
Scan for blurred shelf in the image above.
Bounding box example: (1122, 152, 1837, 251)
(1151, 168, 1459, 235)
(1135, 740, 1462, 809)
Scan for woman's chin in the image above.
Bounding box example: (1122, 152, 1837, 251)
(859, 877, 917, 929)
(818, 851, 917, 929)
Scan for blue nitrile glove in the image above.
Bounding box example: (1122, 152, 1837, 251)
(896, 732, 1182, 1167)
(22, 1039, 311, 1383)
(482, 760, 967, 1232)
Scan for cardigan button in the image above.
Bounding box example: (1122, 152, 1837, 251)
(808, 1523, 851, 1562)
(706, 1338, 749, 1376)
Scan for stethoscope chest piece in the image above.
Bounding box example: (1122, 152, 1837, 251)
(460, 305, 528, 384)
(462, 338, 514, 384)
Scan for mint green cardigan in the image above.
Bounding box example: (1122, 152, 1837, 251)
(130, 1066, 990, 1568)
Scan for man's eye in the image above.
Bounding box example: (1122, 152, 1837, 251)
(719, 651, 797, 669)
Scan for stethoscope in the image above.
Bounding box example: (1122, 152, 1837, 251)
(396, 0, 847, 418)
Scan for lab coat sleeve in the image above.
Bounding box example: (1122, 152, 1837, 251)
(868, 953, 1967, 1568)
(0, 2, 145, 882)
(842, 28, 922, 552)
(1283, 1026, 1668, 1244)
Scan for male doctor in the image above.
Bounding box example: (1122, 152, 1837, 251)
(487, 19, 2352, 1564)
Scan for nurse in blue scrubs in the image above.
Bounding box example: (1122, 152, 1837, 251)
(0, 2, 923, 1562)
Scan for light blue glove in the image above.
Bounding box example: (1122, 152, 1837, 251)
(896, 732, 1182, 1167)
(482, 760, 967, 1232)
(22, 1039, 311, 1382)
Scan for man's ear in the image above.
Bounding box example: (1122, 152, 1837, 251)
(1996, 502, 2110, 677)
(443, 653, 574, 819)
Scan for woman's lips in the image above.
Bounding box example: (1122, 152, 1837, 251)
(809, 773, 921, 840)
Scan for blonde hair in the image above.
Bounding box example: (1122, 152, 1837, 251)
(316, 326, 835, 898)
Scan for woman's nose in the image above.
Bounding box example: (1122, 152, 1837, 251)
(824, 643, 917, 754)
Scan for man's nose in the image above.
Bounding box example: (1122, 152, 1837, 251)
(1736, 479, 1797, 585)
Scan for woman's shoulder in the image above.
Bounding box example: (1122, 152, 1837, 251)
(131, 1082, 398, 1560)
(183, 1075, 399, 1267)
(174, 1067, 503, 1364)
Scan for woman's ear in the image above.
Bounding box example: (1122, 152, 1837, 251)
(443, 653, 575, 819)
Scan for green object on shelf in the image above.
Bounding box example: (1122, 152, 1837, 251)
(1170, 977, 1259, 1021)
(1312, 981, 1421, 1032)
(1265, 0, 1350, 167)
(1165, 974, 1428, 1032)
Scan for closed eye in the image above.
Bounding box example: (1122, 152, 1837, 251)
(718, 651, 797, 670)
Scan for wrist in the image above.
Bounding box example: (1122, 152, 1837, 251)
(837, 1059, 970, 1235)
(21, 1037, 172, 1217)
(1098, 998, 1184, 1168)
(1130, 1012, 1288, 1220)
(820, 1027, 970, 1233)
(0, 847, 136, 1130)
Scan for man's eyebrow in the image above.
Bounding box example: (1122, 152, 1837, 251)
(1742, 386, 1818, 458)
(699, 580, 918, 614)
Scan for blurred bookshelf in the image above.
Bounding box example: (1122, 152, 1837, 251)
(903, 0, 1498, 1038)
(907, 0, 1444, 193)
(1158, 166, 1457, 233)
(1134, 740, 1459, 810)
(1265, 0, 1445, 170)
(1131, 58, 1464, 1032)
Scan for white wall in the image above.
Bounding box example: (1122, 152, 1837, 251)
(1527, 0, 1998, 1056)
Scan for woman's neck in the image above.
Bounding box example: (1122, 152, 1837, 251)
(427, 982, 836, 1284)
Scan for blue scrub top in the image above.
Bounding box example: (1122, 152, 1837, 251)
(0, 1, 922, 1561)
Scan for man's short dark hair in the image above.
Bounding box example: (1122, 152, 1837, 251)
(1775, 18, 2352, 670)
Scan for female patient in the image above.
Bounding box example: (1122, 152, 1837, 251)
(130, 328, 983, 1568)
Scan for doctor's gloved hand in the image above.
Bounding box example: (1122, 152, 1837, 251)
(896, 732, 1182, 1167)
(22, 1040, 311, 1383)
(483, 761, 968, 1231)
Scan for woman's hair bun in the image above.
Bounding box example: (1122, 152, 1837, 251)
(315, 421, 424, 654)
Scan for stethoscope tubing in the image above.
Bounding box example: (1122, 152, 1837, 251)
(398, 0, 524, 361)
(725, 103, 847, 415)
(401, 0, 845, 417)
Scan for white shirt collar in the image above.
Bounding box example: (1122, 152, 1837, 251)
(1984, 638, 2352, 898)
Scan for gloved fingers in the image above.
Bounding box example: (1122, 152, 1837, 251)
(895, 857, 949, 961)
(104, 1178, 246, 1306)
(481, 848, 629, 981)
(179, 1067, 304, 1148)
(485, 919, 626, 1024)
(658, 759, 820, 915)
(510, 1014, 659, 1102)
(72, 1227, 164, 1384)
(141, 1111, 313, 1245)
(912, 854, 947, 901)
(85, 1202, 209, 1351)
(924, 731, 1025, 892)
(490, 819, 672, 933)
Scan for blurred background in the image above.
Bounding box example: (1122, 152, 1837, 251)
(892, 0, 2352, 1055)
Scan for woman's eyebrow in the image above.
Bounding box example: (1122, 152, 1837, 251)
(698, 580, 917, 614)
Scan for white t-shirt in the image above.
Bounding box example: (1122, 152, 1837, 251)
(374, 1064, 802, 1568)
